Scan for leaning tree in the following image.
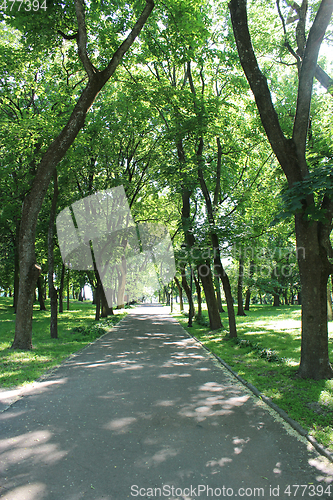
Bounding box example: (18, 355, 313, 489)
(5, 0, 154, 349)
(229, 0, 333, 378)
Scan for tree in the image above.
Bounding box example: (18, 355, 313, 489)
(8, 0, 154, 349)
(229, 0, 333, 378)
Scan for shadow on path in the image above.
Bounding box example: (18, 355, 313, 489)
(0, 305, 332, 499)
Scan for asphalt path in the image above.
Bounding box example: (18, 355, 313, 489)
(0, 304, 333, 500)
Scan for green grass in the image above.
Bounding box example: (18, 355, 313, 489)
(0, 297, 126, 388)
(172, 304, 333, 453)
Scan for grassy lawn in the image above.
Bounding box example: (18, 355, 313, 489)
(172, 303, 333, 453)
(0, 297, 126, 388)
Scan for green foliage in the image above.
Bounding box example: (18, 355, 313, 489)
(232, 338, 281, 363)
(0, 297, 126, 387)
(276, 164, 333, 223)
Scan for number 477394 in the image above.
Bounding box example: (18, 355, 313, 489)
(0, 0, 47, 11)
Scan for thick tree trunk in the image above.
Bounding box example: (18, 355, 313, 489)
(48, 172, 59, 339)
(296, 217, 332, 379)
(237, 255, 246, 316)
(229, 0, 333, 378)
(11, 0, 155, 350)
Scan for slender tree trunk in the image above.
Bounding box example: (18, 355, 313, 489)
(180, 264, 195, 327)
(59, 263, 66, 313)
(67, 269, 70, 311)
(214, 250, 237, 337)
(95, 285, 101, 321)
(48, 172, 59, 339)
(11, 0, 155, 350)
(174, 277, 184, 311)
(215, 276, 225, 313)
(273, 292, 280, 307)
(199, 261, 224, 330)
(244, 260, 254, 311)
(37, 276, 47, 311)
(13, 222, 20, 313)
(193, 269, 202, 320)
(116, 257, 126, 309)
(180, 186, 222, 330)
(237, 255, 246, 316)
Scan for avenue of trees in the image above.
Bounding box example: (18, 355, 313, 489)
(0, 0, 332, 379)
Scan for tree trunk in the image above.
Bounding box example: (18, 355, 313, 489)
(215, 276, 225, 313)
(59, 263, 66, 313)
(174, 277, 184, 311)
(237, 255, 246, 316)
(296, 218, 332, 379)
(180, 185, 222, 330)
(214, 252, 237, 337)
(37, 276, 47, 311)
(198, 261, 224, 330)
(193, 269, 202, 320)
(11, 0, 155, 350)
(67, 269, 70, 311)
(48, 171, 59, 339)
(95, 285, 101, 321)
(229, 0, 333, 378)
(273, 292, 280, 307)
(244, 260, 254, 311)
(180, 264, 195, 327)
(13, 223, 20, 313)
(116, 257, 126, 309)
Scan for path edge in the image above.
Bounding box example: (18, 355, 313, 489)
(179, 325, 333, 465)
(0, 314, 128, 414)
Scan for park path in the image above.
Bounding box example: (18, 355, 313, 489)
(0, 304, 332, 500)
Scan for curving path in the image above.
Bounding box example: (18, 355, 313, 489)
(0, 304, 333, 499)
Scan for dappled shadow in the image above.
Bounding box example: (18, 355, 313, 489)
(1, 305, 333, 499)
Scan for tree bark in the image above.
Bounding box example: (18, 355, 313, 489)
(193, 268, 202, 320)
(180, 263, 195, 327)
(11, 0, 155, 350)
(229, 0, 333, 378)
(37, 276, 47, 311)
(58, 263, 66, 313)
(237, 255, 246, 316)
(47, 171, 59, 339)
(244, 260, 254, 311)
(13, 222, 20, 313)
(181, 186, 222, 330)
(197, 159, 236, 336)
(66, 269, 70, 311)
(215, 276, 225, 313)
(174, 277, 184, 311)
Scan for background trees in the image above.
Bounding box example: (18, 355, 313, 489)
(0, 0, 332, 379)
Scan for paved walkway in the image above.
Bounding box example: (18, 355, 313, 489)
(0, 305, 333, 500)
